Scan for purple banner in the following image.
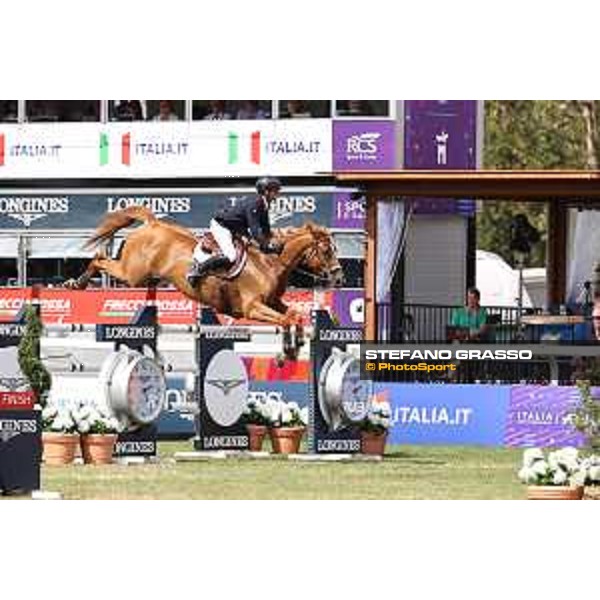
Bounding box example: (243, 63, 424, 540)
(404, 100, 478, 215)
(333, 120, 396, 170)
(504, 385, 585, 447)
(333, 289, 364, 328)
(332, 192, 365, 229)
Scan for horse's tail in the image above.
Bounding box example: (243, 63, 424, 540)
(84, 206, 157, 249)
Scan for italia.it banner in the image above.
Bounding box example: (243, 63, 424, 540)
(0, 121, 333, 178)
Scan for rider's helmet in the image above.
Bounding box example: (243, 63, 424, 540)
(256, 176, 282, 195)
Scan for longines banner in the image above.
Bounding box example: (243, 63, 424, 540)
(0, 191, 365, 230)
(0, 120, 333, 178)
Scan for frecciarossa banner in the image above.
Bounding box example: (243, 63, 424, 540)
(0, 288, 358, 326)
(0, 121, 333, 178)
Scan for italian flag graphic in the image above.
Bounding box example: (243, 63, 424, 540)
(228, 131, 261, 165)
(99, 132, 109, 165)
(122, 132, 131, 165)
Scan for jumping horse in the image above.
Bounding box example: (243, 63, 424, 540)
(64, 206, 343, 357)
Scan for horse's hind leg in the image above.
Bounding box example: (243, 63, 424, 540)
(64, 253, 134, 289)
(63, 251, 105, 289)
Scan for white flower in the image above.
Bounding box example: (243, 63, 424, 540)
(280, 408, 293, 426)
(532, 460, 549, 477)
(42, 405, 58, 420)
(570, 469, 586, 487)
(518, 466, 537, 484)
(589, 466, 600, 482)
(552, 468, 568, 485)
(78, 420, 91, 434)
(523, 448, 544, 467)
(287, 401, 300, 414)
(550, 447, 580, 473)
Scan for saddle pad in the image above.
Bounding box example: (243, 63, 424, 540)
(193, 233, 247, 280)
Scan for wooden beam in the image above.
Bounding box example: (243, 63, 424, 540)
(547, 202, 567, 307)
(335, 170, 600, 201)
(364, 195, 377, 340)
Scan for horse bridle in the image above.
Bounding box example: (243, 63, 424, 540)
(294, 235, 341, 284)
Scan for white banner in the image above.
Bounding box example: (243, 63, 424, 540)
(0, 120, 333, 179)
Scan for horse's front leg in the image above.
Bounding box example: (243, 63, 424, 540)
(245, 301, 291, 327)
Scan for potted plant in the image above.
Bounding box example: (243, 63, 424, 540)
(579, 454, 600, 499)
(517, 447, 586, 499)
(41, 403, 80, 466)
(267, 400, 308, 454)
(242, 398, 271, 451)
(360, 399, 392, 455)
(73, 403, 122, 465)
(18, 303, 52, 407)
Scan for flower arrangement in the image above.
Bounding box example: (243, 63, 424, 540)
(242, 398, 271, 427)
(360, 399, 392, 436)
(72, 403, 122, 435)
(41, 401, 122, 435)
(581, 454, 600, 487)
(517, 447, 586, 487)
(41, 404, 79, 434)
(264, 399, 308, 429)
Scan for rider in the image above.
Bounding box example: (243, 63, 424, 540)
(187, 176, 284, 285)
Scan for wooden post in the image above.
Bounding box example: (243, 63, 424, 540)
(547, 200, 567, 308)
(364, 194, 377, 340)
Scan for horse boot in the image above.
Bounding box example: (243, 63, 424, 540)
(187, 256, 231, 286)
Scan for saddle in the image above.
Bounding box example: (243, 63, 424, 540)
(197, 231, 248, 280)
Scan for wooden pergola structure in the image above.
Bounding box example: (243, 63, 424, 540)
(333, 170, 600, 339)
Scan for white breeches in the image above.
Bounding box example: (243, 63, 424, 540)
(209, 218, 237, 262)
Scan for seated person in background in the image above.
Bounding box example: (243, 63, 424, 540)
(114, 100, 144, 121)
(204, 100, 232, 120)
(152, 100, 180, 121)
(236, 100, 269, 119)
(337, 100, 373, 116)
(283, 100, 312, 118)
(448, 287, 489, 341)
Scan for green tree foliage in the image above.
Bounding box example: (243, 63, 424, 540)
(17, 303, 51, 406)
(480, 100, 598, 267)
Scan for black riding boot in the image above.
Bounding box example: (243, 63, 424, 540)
(187, 256, 231, 286)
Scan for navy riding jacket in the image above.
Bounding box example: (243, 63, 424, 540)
(214, 196, 272, 248)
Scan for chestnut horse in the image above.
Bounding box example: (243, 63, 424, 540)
(64, 206, 343, 326)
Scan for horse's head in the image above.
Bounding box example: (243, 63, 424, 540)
(292, 222, 344, 287)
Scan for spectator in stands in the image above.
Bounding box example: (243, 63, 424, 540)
(338, 100, 373, 116)
(236, 100, 269, 120)
(448, 287, 489, 341)
(283, 100, 312, 118)
(204, 100, 232, 120)
(153, 100, 180, 121)
(114, 100, 144, 121)
(0, 101, 17, 122)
